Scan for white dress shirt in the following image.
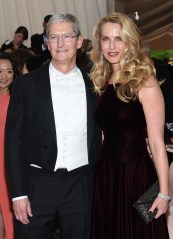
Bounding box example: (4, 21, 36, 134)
(49, 63, 88, 171)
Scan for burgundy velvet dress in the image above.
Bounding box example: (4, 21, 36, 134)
(91, 84, 169, 239)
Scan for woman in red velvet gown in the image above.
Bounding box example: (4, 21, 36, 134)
(89, 13, 170, 239)
(0, 52, 17, 239)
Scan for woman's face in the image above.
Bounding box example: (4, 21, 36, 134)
(0, 59, 14, 95)
(13, 32, 24, 45)
(100, 22, 126, 71)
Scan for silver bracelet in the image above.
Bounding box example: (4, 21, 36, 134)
(157, 192, 171, 202)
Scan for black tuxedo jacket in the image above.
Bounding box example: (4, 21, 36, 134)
(5, 63, 102, 198)
(31, 33, 51, 58)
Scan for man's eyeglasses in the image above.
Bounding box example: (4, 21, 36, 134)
(47, 34, 78, 43)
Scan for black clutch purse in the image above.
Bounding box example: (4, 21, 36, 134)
(133, 181, 159, 225)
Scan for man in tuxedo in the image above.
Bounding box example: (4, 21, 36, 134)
(5, 13, 102, 239)
(31, 14, 52, 58)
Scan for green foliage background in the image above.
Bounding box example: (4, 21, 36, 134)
(151, 50, 173, 60)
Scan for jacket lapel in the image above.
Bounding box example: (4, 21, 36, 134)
(81, 69, 96, 151)
(35, 64, 57, 142)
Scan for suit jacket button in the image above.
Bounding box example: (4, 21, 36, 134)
(43, 145, 47, 149)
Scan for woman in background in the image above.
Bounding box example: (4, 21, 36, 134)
(90, 12, 170, 238)
(0, 52, 17, 239)
(1, 26, 28, 52)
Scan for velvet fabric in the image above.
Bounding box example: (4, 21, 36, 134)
(91, 84, 169, 239)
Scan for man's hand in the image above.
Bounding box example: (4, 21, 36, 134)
(13, 198, 33, 224)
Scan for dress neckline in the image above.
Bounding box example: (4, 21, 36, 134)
(0, 94, 10, 98)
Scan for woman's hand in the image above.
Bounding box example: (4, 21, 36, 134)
(149, 196, 169, 219)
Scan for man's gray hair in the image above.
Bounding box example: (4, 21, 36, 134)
(46, 12, 81, 36)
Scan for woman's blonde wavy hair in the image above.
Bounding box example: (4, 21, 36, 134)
(89, 12, 156, 102)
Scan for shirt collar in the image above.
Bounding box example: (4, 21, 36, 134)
(49, 62, 78, 80)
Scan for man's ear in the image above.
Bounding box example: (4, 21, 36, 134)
(77, 35, 83, 49)
(46, 38, 50, 51)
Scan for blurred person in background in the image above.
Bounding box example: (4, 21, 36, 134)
(76, 38, 93, 74)
(11, 48, 33, 75)
(0, 52, 18, 239)
(1, 26, 28, 52)
(22, 54, 49, 74)
(31, 14, 52, 58)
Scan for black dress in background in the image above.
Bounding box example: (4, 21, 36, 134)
(91, 84, 169, 239)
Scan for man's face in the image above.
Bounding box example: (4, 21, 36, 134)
(47, 21, 83, 67)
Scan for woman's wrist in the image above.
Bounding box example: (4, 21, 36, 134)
(157, 192, 171, 202)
